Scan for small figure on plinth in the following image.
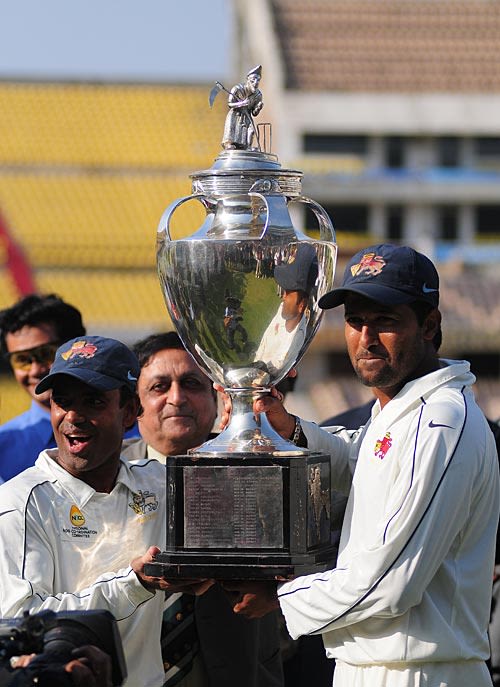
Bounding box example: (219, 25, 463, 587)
(221, 65, 263, 150)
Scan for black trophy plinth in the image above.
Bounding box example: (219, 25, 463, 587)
(144, 452, 337, 580)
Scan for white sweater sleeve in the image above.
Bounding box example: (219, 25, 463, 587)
(279, 406, 498, 639)
(300, 418, 359, 495)
(0, 506, 154, 619)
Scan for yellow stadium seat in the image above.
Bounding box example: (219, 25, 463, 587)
(0, 375, 30, 424)
(0, 173, 206, 268)
(0, 83, 226, 169)
(0, 269, 20, 309)
(36, 268, 172, 332)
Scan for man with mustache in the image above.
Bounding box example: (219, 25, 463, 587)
(225, 244, 500, 687)
(123, 332, 283, 687)
(125, 332, 218, 461)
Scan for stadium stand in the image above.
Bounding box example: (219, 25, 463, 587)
(0, 82, 224, 279)
(0, 268, 19, 310)
(35, 269, 169, 330)
(0, 376, 30, 426)
(0, 81, 226, 421)
(0, 174, 204, 267)
(310, 375, 500, 426)
(0, 82, 225, 169)
(270, 0, 500, 92)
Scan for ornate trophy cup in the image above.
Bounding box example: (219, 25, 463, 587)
(146, 67, 338, 579)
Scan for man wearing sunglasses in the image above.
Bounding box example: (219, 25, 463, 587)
(0, 293, 86, 482)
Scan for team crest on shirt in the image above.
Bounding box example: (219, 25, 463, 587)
(351, 252, 386, 277)
(374, 432, 392, 460)
(129, 490, 158, 516)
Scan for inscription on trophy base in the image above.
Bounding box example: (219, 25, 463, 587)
(184, 466, 283, 549)
(145, 452, 338, 580)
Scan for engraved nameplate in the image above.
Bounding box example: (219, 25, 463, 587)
(183, 465, 283, 549)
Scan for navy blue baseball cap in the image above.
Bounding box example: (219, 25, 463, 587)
(35, 336, 140, 394)
(319, 243, 439, 310)
(274, 243, 319, 294)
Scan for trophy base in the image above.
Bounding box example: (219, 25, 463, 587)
(145, 548, 337, 580)
(145, 451, 339, 581)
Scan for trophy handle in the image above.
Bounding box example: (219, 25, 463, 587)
(157, 193, 209, 241)
(291, 196, 336, 242)
(247, 191, 270, 240)
(249, 190, 304, 241)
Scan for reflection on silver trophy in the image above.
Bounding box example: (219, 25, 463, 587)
(149, 67, 339, 578)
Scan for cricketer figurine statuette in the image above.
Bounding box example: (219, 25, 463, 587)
(148, 66, 339, 578)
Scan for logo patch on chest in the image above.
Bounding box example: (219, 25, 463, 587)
(70, 504, 85, 527)
(128, 490, 159, 516)
(374, 432, 392, 460)
(61, 504, 98, 540)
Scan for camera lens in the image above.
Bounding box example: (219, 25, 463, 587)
(43, 621, 100, 662)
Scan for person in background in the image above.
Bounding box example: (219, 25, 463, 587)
(123, 331, 284, 687)
(0, 294, 86, 481)
(125, 332, 218, 461)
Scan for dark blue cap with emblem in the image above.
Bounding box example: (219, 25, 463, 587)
(319, 243, 439, 310)
(35, 335, 140, 394)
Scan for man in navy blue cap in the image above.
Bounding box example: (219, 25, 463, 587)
(317, 243, 442, 393)
(318, 244, 439, 310)
(223, 244, 499, 687)
(0, 335, 207, 687)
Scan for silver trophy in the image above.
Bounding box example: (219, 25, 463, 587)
(148, 67, 338, 579)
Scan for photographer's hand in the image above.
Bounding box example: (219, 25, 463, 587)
(10, 654, 36, 668)
(10, 647, 112, 687)
(132, 546, 214, 595)
(65, 645, 112, 687)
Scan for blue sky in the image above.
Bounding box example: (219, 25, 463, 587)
(0, 0, 232, 82)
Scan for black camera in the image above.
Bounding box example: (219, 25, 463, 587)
(0, 609, 127, 687)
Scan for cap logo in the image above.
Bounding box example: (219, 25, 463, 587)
(61, 340, 98, 361)
(351, 253, 386, 278)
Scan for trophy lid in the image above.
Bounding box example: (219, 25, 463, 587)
(190, 158, 303, 199)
